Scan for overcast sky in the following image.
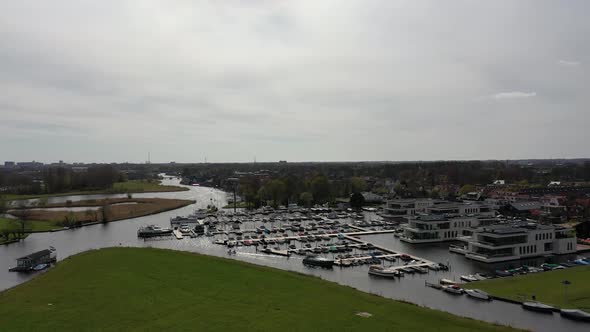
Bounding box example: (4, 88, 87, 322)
(1, 0, 588, 163)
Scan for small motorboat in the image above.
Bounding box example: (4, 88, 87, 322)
(439, 278, 458, 286)
(33, 264, 49, 271)
(560, 309, 590, 322)
(401, 267, 415, 274)
(465, 289, 491, 301)
(437, 263, 450, 271)
(522, 301, 555, 313)
(474, 273, 492, 281)
(411, 266, 428, 274)
(427, 264, 440, 271)
(368, 265, 401, 279)
(442, 285, 464, 295)
(495, 269, 513, 277)
(460, 275, 478, 282)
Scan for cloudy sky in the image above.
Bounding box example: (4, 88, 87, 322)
(1, 0, 588, 163)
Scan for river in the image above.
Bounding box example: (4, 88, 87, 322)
(0, 177, 587, 331)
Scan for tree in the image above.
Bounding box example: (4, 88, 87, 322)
(101, 204, 111, 223)
(13, 203, 31, 239)
(266, 179, 287, 208)
(350, 192, 365, 209)
(0, 197, 6, 215)
(459, 184, 476, 196)
(311, 176, 331, 204)
(63, 212, 77, 227)
(350, 177, 366, 194)
(299, 192, 313, 208)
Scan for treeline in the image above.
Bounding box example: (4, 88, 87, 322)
(0, 165, 124, 195)
(236, 175, 367, 209)
(168, 160, 590, 191)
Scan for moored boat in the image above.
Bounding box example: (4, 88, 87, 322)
(439, 278, 458, 285)
(368, 265, 402, 278)
(465, 289, 491, 301)
(442, 285, 464, 295)
(411, 266, 428, 274)
(460, 274, 478, 282)
(522, 301, 555, 313)
(560, 309, 590, 322)
(137, 225, 173, 238)
(303, 255, 334, 268)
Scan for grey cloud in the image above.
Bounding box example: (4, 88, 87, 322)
(1, 0, 589, 162)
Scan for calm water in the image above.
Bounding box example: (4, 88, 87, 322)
(1, 177, 587, 331)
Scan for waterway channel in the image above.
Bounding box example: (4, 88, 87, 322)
(0, 177, 587, 331)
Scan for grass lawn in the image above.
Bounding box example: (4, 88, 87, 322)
(0, 217, 60, 244)
(2, 180, 188, 201)
(0, 217, 60, 232)
(465, 266, 590, 309)
(0, 248, 518, 332)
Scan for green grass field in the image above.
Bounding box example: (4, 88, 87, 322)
(2, 180, 188, 201)
(466, 266, 590, 309)
(0, 248, 518, 332)
(0, 217, 60, 244)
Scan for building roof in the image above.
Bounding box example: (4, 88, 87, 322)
(415, 215, 448, 222)
(510, 201, 541, 211)
(17, 249, 51, 261)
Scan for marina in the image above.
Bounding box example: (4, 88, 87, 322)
(1, 178, 588, 332)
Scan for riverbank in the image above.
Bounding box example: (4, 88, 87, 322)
(2, 179, 188, 201)
(465, 266, 590, 309)
(17, 198, 195, 227)
(1, 198, 195, 241)
(0, 247, 519, 331)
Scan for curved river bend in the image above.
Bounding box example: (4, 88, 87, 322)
(1, 178, 587, 332)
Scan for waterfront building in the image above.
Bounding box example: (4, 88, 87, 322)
(383, 199, 444, 217)
(453, 223, 577, 263)
(399, 202, 497, 243)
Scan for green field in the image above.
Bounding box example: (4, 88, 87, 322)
(0, 248, 518, 332)
(466, 266, 590, 309)
(2, 180, 188, 201)
(0, 217, 60, 244)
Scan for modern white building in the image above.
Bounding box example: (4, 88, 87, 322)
(455, 223, 577, 263)
(383, 199, 444, 217)
(400, 215, 497, 243)
(399, 202, 497, 243)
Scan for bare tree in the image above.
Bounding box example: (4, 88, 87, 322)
(101, 204, 111, 223)
(13, 202, 31, 240)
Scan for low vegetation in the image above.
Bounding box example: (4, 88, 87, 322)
(10, 198, 194, 229)
(2, 179, 187, 201)
(466, 266, 590, 309)
(0, 248, 518, 331)
(0, 218, 59, 244)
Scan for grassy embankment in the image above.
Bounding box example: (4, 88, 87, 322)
(2, 179, 188, 201)
(0, 248, 520, 332)
(465, 266, 590, 309)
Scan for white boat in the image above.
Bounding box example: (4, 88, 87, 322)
(474, 273, 491, 281)
(522, 301, 555, 313)
(460, 275, 478, 282)
(442, 285, 464, 295)
(465, 289, 491, 300)
(368, 265, 402, 278)
(439, 278, 458, 285)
